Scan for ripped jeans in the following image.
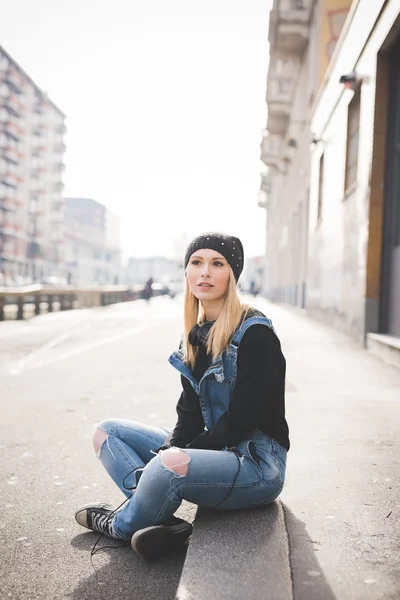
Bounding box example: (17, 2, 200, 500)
(95, 418, 287, 540)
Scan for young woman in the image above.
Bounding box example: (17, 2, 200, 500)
(75, 232, 289, 560)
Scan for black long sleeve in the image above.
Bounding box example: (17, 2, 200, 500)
(165, 375, 204, 448)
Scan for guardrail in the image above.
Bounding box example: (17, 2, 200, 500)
(0, 285, 138, 321)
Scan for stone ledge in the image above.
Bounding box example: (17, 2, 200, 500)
(176, 500, 292, 600)
(366, 333, 400, 370)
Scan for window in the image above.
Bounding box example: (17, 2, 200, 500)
(317, 153, 324, 224)
(344, 87, 361, 195)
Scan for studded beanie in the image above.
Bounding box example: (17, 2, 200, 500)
(184, 232, 244, 282)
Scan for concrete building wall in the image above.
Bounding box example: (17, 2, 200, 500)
(308, 0, 400, 341)
(260, 0, 353, 313)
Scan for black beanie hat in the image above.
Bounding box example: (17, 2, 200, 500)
(184, 232, 244, 282)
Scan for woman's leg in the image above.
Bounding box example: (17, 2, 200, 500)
(93, 419, 170, 498)
(113, 446, 283, 539)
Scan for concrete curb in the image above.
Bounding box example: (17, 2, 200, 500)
(176, 500, 292, 600)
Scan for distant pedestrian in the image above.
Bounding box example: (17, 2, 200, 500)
(250, 278, 259, 297)
(142, 276, 153, 301)
(75, 232, 290, 561)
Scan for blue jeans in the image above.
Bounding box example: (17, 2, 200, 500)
(96, 419, 287, 539)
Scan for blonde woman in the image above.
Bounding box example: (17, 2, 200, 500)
(75, 233, 289, 561)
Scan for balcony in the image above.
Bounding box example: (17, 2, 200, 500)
(53, 181, 64, 193)
(0, 175, 17, 189)
(0, 197, 16, 212)
(1, 222, 17, 236)
(269, 0, 310, 57)
(258, 191, 268, 210)
(33, 127, 43, 137)
(27, 241, 42, 259)
(266, 76, 292, 135)
(4, 145, 19, 165)
(4, 70, 23, 94)
(3, 121, 20, 141)
(54, 143, 66, 153)
(32, 145, 46, 156)
(260, 133, 283, 168)
(5, 96, 21, 118)
(55, 124, 67, 135)
(260, 173, 272, 195)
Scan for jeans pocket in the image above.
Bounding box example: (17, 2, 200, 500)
(244, 441, 263, 479)
(252, 481, 284, 507)
(254, 446, 283, 483)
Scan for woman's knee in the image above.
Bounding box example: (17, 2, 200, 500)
(159, 448, 190, 476)
(92, 426, 108, 455)
(92, 418, 125, 454)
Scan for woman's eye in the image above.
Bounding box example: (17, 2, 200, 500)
(213, 262, 224, 267)
(191, 260, 201, 265)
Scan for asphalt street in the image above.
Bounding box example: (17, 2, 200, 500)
(0, 296, 194, 600)
(1, 295, 399, 600)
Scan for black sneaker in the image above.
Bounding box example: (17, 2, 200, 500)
(75, 502, 127, 541)
(131, 516, 193, 561)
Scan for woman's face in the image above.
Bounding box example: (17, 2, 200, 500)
(186, 249, 231, 303)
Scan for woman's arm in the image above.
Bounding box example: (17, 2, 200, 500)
(164, 375, 205, 448)
(186, 325, 285, 450)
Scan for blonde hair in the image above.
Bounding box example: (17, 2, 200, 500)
(183, 269, 250, 369)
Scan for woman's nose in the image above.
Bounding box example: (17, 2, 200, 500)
(201, 264, 211, 277)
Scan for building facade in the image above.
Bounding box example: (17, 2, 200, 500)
(261, 0, 400, 347)
(125, 256, 182, 286)
(65, 197, 121, 284)
(0, 45, 66, 283)
(308, 0, 400, 342)
(260, 0, 351, 307)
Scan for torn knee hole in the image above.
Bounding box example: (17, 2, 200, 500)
(160, 448, 190, 476)
(93, 427, 108, 455)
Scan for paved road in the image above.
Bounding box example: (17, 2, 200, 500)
(2, 295, 400, 600)
(0, 296, 195, 600)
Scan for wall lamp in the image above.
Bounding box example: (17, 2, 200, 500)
(339, 70, 360, 91)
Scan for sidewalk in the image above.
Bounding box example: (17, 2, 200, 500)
(257, 298, 400, 599)
(178, 298, 400, 600)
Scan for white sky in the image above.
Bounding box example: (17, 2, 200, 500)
(0, 0, 271, 260)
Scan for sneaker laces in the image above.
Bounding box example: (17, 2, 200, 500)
(91, 511, 116, 537)
(90, 465, 143, 570)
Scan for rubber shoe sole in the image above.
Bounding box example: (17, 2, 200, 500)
(74, 502, 113, 529)
(131, 521, 192, 561)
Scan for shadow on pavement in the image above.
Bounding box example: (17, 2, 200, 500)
(282, 505, 337, 600)
(68, 532, 187, 600)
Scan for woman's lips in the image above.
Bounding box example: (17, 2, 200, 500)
(198, 284, 213, 288)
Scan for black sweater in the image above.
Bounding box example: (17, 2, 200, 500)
(167, 319, 290, 452)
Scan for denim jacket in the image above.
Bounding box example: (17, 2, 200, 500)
(168, 315, 287, 479)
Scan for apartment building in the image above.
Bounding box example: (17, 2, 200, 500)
(0, 45, 66, 283)
(260, 0, 351, 306)
(65, 197, 121, 284)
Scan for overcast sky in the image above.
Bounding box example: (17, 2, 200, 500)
(0, 0, 271, 260)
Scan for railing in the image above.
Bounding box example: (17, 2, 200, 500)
(0, 285, 133, 321)
(0, 284, 171, 321)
